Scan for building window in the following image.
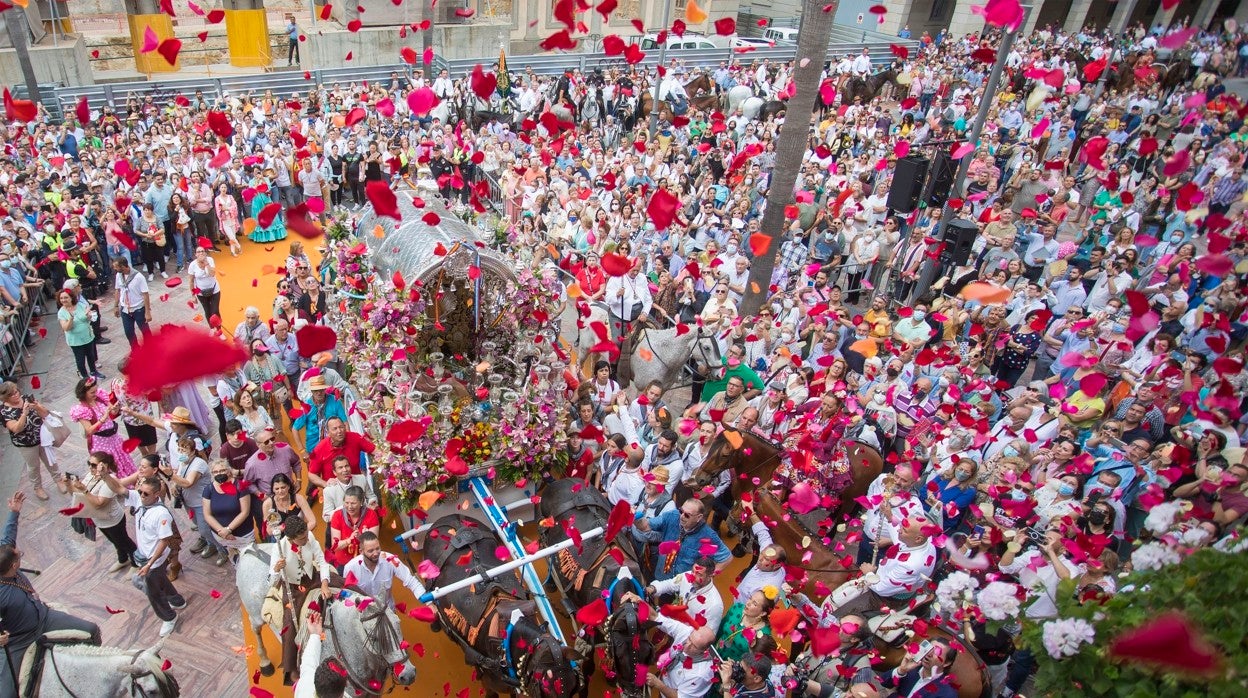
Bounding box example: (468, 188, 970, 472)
(929, 0, 951, 21)
(675, 0, 687, 11)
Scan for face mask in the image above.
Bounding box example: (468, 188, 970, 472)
(1058, 483, 1076, 497)
(1002, 446, 1020, 458)
(1087, 510, 1107, 526)
(781, 332, 794, 342)
(213, 473, 229, 484)
(176, 453, 188, 463)
(913, 311, 926, 322)
(1170, 235, 1182, 243)
(1009, 488, 1028, 501)
(1111, 323, 1126, 334)
(725, 245, 738, 255)
(955, 470, 971, 482)
(825, 231, 835, 239)
(872, 393, 885, 405)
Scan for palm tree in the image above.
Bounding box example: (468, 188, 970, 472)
(4, 7, 42, 105)
(740, 0, 837, 317)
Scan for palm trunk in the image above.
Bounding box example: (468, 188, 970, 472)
(5, 8, 41, 105)
(740, 0, 837, 317)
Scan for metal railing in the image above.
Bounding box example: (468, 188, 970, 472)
(41, 33, 917, 118)
(0, 293, 40, 382)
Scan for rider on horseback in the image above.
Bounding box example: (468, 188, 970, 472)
(269, 516, 334, 685)
(658, 71, 690, 117)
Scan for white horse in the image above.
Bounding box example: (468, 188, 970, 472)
(628, 323, 723, 392)
(741, 96, 766, 121)
(725, 85, 754, 114)
(19, 633, 178, 698)
(235, 543, 417, 691)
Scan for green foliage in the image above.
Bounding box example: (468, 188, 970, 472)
(1020, 546, 1248, 697)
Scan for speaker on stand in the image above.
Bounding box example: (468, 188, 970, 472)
(941, 219, 978, 268)
(886, 155, 929, 214)
(922, 151, 957, 209)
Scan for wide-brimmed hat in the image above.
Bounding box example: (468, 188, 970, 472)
(649, 466, 670, 485)
(308, 376, 328, 391)
(164, 406, 196, 425)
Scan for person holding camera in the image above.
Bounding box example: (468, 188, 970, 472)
(66, 452, 138, 573)
(717, 652, 775, 697)
(877, 638, 959, 698)
(0, 382, 62, 502)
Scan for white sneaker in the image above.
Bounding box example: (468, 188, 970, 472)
(160, 271, 169, 279)
(147, 273, 154, 281)
(108, 560, 130, 573)
(159, 617, 177, 637)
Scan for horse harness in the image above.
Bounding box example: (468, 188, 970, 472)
(321, 594, 399, 696)
(637, 325, 720, 387)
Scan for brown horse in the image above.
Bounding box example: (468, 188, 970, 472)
(841, 68, 902, 107)
(689, 429, 990, 697)
(638, 73, 716, 120)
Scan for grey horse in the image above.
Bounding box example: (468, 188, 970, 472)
(234, 543, 417, 693)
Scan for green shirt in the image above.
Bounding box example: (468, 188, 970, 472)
(715, 601, 772, 662)
(58, 301, 94, 347)
(702, 362, 763, 402)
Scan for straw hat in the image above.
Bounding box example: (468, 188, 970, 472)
(308, 376, 328, 391)
(649, 466, 670, 486)
(164, 406, 196, 426)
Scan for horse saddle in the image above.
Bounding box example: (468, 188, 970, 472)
(867, 609, 918, 647)
(19, 629, 95, 698)
(428, 525, 497, 571)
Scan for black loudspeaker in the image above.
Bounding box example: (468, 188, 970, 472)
(942, 219, 978, 267)
(887, 155, 929, 213)
(923, 151, 956, 208)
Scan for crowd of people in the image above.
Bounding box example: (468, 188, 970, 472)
(0, 10, 1245, 698)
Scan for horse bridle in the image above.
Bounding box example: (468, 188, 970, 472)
(510, 630, 580, 698)
(322, 596, 401, 697)
(602, 602, 649, 697)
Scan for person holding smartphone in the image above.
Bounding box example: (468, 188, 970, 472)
(878, 638, 959, 697)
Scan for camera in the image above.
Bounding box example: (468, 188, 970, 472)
(1023, 526, 1047, 547)
(172, 492, 185, 509)
(729, 662, 745, 686)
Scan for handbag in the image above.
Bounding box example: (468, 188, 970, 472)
(42, 411, 71, 447)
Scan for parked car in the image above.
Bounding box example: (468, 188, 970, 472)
(762, 27, 798, 45)
(638, 33, 723, 50)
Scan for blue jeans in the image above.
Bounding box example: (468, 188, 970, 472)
(172, 228, 194, 267)
(119, 307, 151, 347)
(108, 243, 131, 268)
(187, 503, 227, 557)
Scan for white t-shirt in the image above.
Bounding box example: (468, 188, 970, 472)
(115, 269, 150, 312)
(126, 490, 175, 567)
(188, 256, 219, 294)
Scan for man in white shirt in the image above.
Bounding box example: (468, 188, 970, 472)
(857, 465, 926, 564)
(115, 476, 186, 637)
(998, 529, 1085, 619)
(851, 48, 872, 77)
(292, 613, 347, 698)
(642, 613, 716, 697)
(644, 556, 725, 630)
(834, 519, 936, 619)
(111, 256, 152, 347)
(432, 68, 455, 100)
(341, 532, 427, 610)
(735, 508, 787, 601)
(604, 261, 653, 334)
(605, 450, 646, 506)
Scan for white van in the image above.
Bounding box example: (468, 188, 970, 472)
(639, 33, 722, 50)
(762, 27, 798, 45)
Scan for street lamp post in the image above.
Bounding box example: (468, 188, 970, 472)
(912, 9, 1030, 302)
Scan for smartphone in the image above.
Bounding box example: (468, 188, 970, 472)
(914, 640, 935, 662)
(972, 525, 985, 537)
(1170, 351, 1188, 364)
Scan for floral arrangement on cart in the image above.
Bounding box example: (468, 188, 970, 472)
(326, 236, 571, 511)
